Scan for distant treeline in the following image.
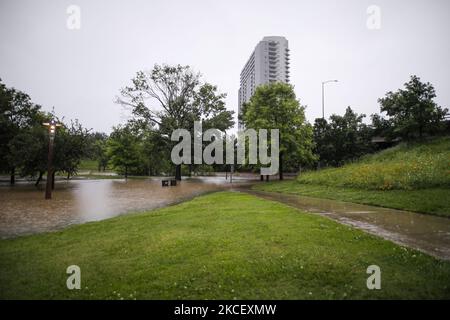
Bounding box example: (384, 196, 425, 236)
(1, 71, 448, 183)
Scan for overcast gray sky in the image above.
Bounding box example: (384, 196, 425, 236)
(1, 0, 449, 133)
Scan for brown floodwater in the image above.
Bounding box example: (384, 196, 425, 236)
(244, 190, 450, 260)
(0, 177, 256, 239)
(2, 178, 450, 261)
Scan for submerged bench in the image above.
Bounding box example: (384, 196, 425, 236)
(162, 179, 177, 187)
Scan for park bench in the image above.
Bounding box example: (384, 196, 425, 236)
(161, 179, 178, 187)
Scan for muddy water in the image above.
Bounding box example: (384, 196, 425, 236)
(244, 190, 450, 260)
(2, 178, 450, 260)
(0, 177, 255, 239)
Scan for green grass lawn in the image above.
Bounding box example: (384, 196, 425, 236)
(78, 159, 100, 171)
(253, 181, 450, 218)
(1, 192, 449, 299)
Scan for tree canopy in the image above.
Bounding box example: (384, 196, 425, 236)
(313, 107, 373, 167)
(378, 75, 448, 140)
(242, 82, 316, 179)
(0, 79, 90, 184)
(116, 64, 234, 179)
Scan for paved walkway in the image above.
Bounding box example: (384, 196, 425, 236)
(242, 189, 450, 260)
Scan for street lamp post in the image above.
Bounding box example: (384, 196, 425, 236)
(321, 80, 338, 119)
(43, 119, 61, 199)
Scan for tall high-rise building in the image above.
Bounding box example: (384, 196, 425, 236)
(238, 36, 290, 129)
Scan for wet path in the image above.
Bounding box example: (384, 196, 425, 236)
(243, 189, 450, 260)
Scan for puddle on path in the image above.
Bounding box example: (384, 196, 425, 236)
(244, 190, 450, 260)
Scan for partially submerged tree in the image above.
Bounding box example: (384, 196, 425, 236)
(116, 64, 234, 179)
(106, 125, 144, 179)
(1, 80, 90, 184)
(54, 120, 90, 180)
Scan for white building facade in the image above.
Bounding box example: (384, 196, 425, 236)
(238, 36, 290, 129)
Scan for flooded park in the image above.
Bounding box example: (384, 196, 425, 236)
(1, 177, 449, 260)
(0, 176, 257, 238)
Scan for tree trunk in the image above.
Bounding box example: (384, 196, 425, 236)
(10, 167, 15, 185)
(260, 175, 264, 181)
(67, 172, 71, 180)
(35, 171, 43, 186)
(279, 151, 284, 180)
(265, 175, 269, 182)
(52, 171, 55, 190)
(175, 164, 181, 181)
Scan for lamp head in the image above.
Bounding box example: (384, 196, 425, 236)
(43, 119, 61, 136)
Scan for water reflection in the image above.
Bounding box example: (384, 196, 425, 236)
(75, 180, 114, 221)
(0, 177, 255, 238)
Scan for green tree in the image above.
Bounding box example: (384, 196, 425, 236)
(378, 75, 448, 140)
(7, 123, 48, 185)
(94, 139, 110, 172)
(0, 80, 41, 184)
(242, 82, 315, 180)
(54, 120, 90, 180)
(1, 80, 89, 185)
(117, 64, 234, 179)
(107, 125, 143, 179)
(84, 132, 107, 157)
(7, 115, 90, 185)
(370, 113, 394, 140)
(141, 129, 172, 176)
(313, 107, 374, 167)
(312, 117, 333, 167)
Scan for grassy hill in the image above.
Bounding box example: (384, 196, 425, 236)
(299, 137, 450, 190)
(255, 137, 450, 217)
